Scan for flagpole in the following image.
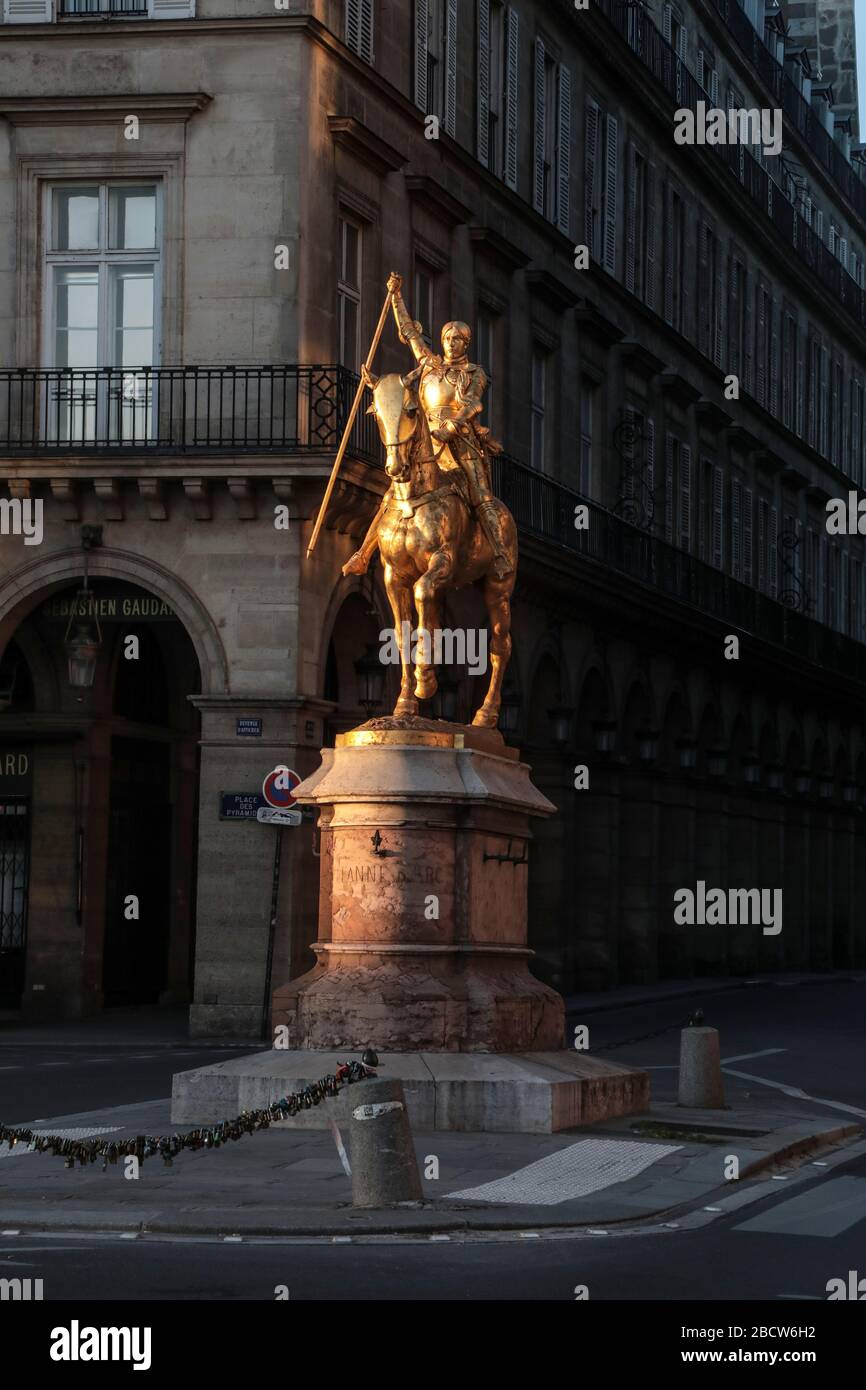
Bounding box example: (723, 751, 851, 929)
(306, 288, 392, 558)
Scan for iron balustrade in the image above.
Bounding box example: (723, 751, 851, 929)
(0, 365, 382, 462)
(591, 0, 866, 330)
(491, 452, 866, 682)
(58, 0, 148, 14)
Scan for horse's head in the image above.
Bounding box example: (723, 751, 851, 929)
(363, 369, 423, 482)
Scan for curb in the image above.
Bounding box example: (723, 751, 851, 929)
(563, 973, 863, 1018)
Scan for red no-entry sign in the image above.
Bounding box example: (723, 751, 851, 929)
(262, 765, 300, 810)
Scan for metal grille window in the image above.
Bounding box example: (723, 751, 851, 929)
(337, 216, 362, 371)
(0, 799, 29, 1008)
(43, 182, 160, 445)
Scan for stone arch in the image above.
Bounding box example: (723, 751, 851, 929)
(0, 545, 228, 695)
(317, 572, 391, 697)
(659, 686, 692, 770)
(620, 674, 655, 761)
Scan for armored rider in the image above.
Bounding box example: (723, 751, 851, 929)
(342, 271, 513, 581)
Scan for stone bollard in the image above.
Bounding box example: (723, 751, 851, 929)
(348, 1078, 423, 1207)
(678, 1026, 726, 1108)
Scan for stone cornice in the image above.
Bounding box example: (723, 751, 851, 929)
(0, 93, 211, 126)
(328, 117, 407, 176)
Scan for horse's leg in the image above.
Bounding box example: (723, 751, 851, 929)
(413, 548, 455, 702)
(472, 573, 514, 728)
(383, 562, 418, 717)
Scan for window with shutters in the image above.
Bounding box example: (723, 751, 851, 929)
(697, 43, 719, 105)
(43, 182, 160, 443)
(585, 101, 617, 274)
(678, 441, 693, 551)
(476, 306, 497, 424)
(663, 187, 685, 331)
(337, 216, 363, 371)
(422, 0, 457, 135)
(579, 379, 595, 496)
(479, 0, 506, 175)
(413, 261, 436, 348)
(663, 4, 687, 60)
(346, 0, 374, 64)
(531, 349, 548, 473)
(781, 312, 796, 431)
(627, 147, 650, 301)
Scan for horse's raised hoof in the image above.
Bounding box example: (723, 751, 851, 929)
(471, 707, 498, 729)
(393, 697, 419, 718)
(414, 670, 438, 701)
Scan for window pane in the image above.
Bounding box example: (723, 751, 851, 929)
(53, 189, 99, 251)
(341, 221, 360, 290)
(112, 267, 154, 367)
(109, 187, 157, 250)
(54, 268, 98, 369)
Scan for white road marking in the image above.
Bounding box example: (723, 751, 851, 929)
(446, 1138, 680, 1206)
(720, 1048, 787, 1063)
(720, 1067, 866, 1119)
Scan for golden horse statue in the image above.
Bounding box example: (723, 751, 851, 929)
(361, 368, 517, 729)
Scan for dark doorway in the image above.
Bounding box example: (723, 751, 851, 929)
(0, 797, 30, 1006)
(102, 737, 172, 1005)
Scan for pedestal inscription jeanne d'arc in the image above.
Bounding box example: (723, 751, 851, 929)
(172, 278, 649, 1132)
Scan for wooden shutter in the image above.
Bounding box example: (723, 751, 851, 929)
(841, 551, 849, 633)
(742, 267, 753, 394)
(768, 503, 778, 598)
(756, 285, 766, 406)
(645, 162, 656, 310)
(714, 235, 724, 367)
(662, 2, 671, 42)
(795, 322, 805, 438)
(556, 65, 572, 236)
(743, 488, 753, 585)
(712, 465, 724, 570)
(626, 144, 637, 294)
(677, 25, 687, 59)
(664, 434, 675, 542)
(415, 0, 429, 110)
(444, 0, 458, 136)
(731, 478, 742, 579)
(852, 378, 862, 482)
(710, 68, 719, 105)
(147, 0, 195, 14)
(359, 0, 373, 62)
(603, 115, 618, 275)
(584, 99, 599, 255)
(646, 416, 656, 504)
(728, 253, 739, 376)
(504, 6, 519, 191)
(697, 49, 705, 90)
(769, 298, 779, 417)
(5, 0, 52, 15)
(476, 0, 491, 166)
(757, 499, 766, 591)
(663, 183, 674, 325)
(820, 345, 829, 456)
(697, 223, 709, 355)
(533, 38, 546, 214)
(679, 444, 692, 550)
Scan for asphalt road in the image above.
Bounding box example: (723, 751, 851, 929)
(2, 1145, 865, 1302)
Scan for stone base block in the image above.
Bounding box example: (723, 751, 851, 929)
(171, 1050, 651, 1134)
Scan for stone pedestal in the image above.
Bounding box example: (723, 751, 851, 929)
(271, 719, 564, 1053)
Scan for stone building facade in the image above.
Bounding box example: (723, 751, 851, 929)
(0, 0, 865, 1035)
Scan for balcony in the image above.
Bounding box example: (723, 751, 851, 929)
(707, 0, 866, 223)
(491, 453, 866, 687)
(590, 0, 866, 331)
(58, 0, 148, 13)
(0, 365, 381, 462)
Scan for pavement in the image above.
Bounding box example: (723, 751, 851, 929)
(1, 973, 862, 1239)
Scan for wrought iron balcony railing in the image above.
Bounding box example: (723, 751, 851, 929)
(491, 453, 866, 684)
(592, 0, 866, 330)
(0, 365, 382, 462)
(58, 0, 148, 15)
